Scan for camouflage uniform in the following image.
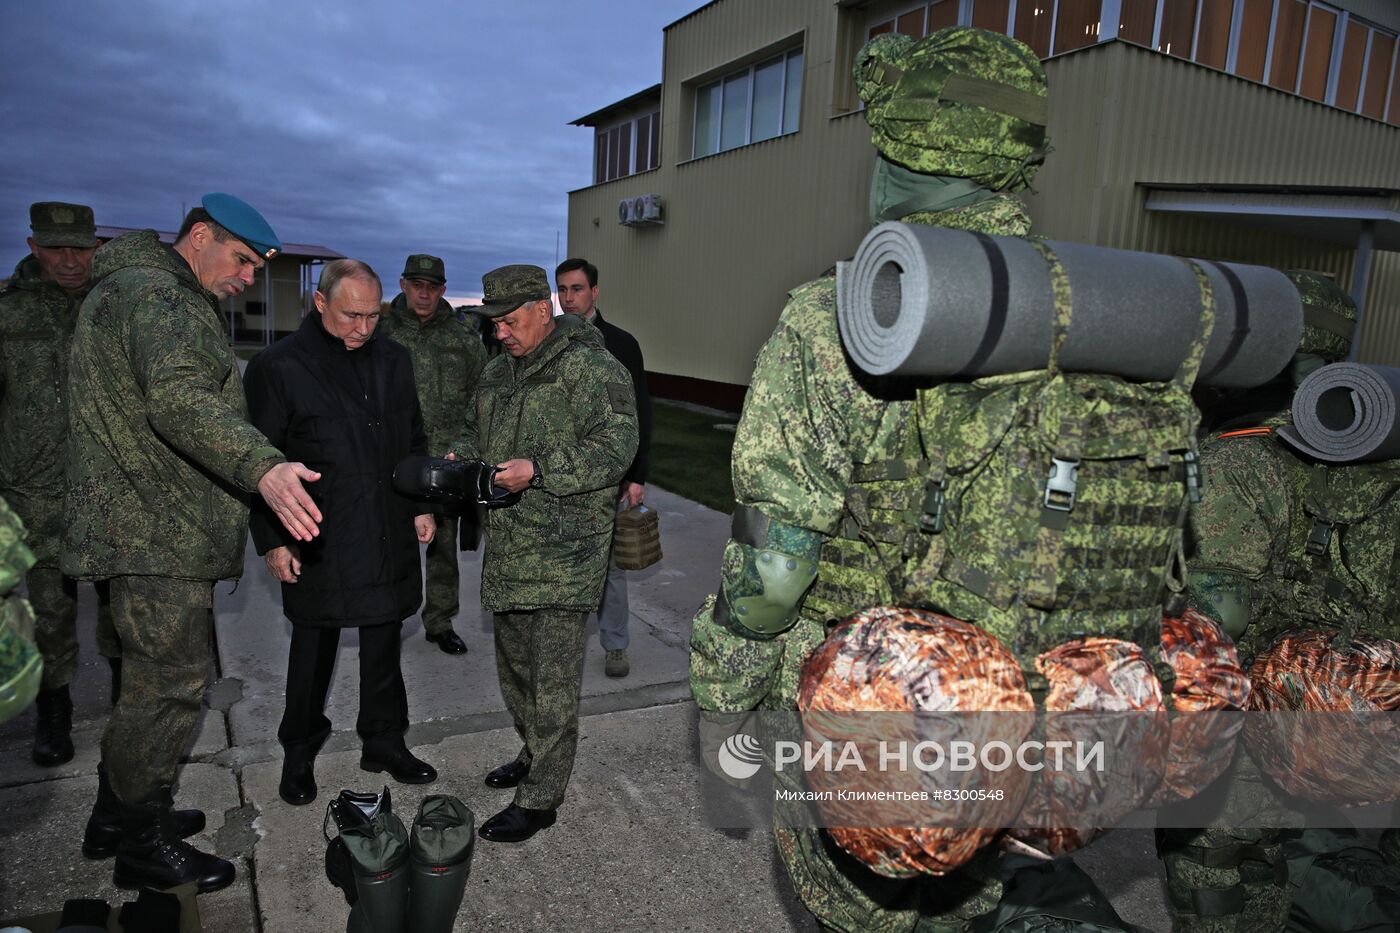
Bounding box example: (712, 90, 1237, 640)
(64, 230, 285, 803)
(452, 310, 637, 809)
(689, 26, 1052, 932)
(380, 292, 487, 636)
(0, 496, 42, 724)
(1160, 273, 1398, 932)
(0, 254, 118, 687)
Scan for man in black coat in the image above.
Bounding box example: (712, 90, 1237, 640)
(556, 258, 653, 678)
(245, 259, 438, 806)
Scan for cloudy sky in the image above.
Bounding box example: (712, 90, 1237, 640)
(1, 0, 700, 299)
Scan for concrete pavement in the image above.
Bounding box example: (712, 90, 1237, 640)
(0, 485, 1170, 931)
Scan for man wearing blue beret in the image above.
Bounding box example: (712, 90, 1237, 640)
(64, 193, 323, 894)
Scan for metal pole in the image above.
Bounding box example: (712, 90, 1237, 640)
(1348, 220, 1374, 361)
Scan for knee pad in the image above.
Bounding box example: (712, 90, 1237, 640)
(715, 510, 823, 640)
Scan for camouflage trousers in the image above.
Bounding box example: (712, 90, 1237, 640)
(493, 608, 587, 810)
(101, 575, 213, 803)
(423, 514, 460, 635)
(1156, 752, 1292, 933)
(27, 566, 118, 689)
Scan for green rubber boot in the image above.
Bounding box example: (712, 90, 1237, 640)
(343, 810, 410, 933)
(405, 795, 476, 933)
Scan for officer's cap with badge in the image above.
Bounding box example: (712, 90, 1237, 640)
(476, 264, 551, 319)
(201, 192, 281, 261)
(402, 254, 446, 285)
(30, 201, 97, 249)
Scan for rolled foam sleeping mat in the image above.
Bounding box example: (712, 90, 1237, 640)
(836, 222, 1302, 387)
(1276, 363, 1400, 462)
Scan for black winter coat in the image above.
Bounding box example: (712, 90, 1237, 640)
(591, 309, 652, 485)
(245, 313, 428, 627)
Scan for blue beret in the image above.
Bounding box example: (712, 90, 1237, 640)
(201, 192, 281, 260)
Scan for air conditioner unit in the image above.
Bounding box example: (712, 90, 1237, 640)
(617, 198, 634, 226)
(639, 194, 665, 225)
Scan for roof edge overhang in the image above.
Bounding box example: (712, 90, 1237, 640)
(570, 84, 663, 128)
(1140, 184, 1400, 251)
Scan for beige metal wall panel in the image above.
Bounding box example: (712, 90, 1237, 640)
(1026, 41, 1400, 363)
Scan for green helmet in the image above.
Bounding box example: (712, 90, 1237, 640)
(1285, 270, 1356, 363)
(856, 26, 1048, 192)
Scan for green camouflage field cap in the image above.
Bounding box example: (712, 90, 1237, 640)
(29, 201, 97, 248)
(1286, 270, 1356, 362)
(477, 264, 551, 318)
(856, 26, 1048, 191)
(402, 254, 446, 284)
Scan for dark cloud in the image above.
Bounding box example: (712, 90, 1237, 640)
(0, 0, 696, 293)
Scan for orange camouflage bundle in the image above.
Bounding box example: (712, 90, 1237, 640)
(1009, 636, 1167, 858)
(1147, 608, 1250, 806)
(1245, 628, 1400, 803)
(797, 606, 1036, 877)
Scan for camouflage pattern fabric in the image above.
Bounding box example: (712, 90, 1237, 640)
(0, 496, 42, 724)
(27, 568, 117, 689)
(1288, 270, 1355, 364)
(856, 28, 1048, 191)
(101, 574, 213, 803)
(1187, 430, 1400, 658)
(380, 295, 487, 634)
(63, 231, 285, 582)
(0, 254, 88, 565)
(492, 608, 587, 810)
(450, 312, 637, 613)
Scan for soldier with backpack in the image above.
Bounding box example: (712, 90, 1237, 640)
(1159, 272, 1400, 933)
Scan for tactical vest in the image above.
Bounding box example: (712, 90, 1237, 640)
(823, 245, 1216, 667)
(1234, 431, 1400, 650)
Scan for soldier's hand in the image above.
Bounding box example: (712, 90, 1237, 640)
(620, 482, 645, 509)
(415, 514, 435, 544)
(494, 458, 534, 493)
(265, 546, 301, 583)
(258, 462, 323, 542)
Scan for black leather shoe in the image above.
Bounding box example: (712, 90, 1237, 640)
(360, 745, 437, 784)
(278, 761, 317, 806)
(484, 758, 530, 789)
(84, 768, 205, 859)
(111, 792, 235, 894)
(478, 803, 556, 843)
(426, 628, 468, 655)
(33, 685, 75, 767)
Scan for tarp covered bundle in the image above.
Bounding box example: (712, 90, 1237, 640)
(837, 222, 1301, 388)
(1278, 363, 1400, 463)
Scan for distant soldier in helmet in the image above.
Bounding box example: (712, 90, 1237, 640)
(1159, 272, 1400, 932)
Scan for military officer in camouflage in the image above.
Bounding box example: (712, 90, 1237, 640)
(0, 202, 120, 767)
(689, 28, 1070, 932)
(1159, 273, 1400, 932)
(380, 254, 487, 656)
(450, 264, 638, 843)
(64, 193, 323, 894)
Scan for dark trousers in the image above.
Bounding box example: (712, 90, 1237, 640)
(278, 621, 409, 761)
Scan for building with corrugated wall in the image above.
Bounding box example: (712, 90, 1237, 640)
(567, 0, 1400, 409)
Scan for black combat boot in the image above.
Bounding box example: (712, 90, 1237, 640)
(84, 763, 206, 858)
(111, 790, 235, 893)
(108, 656, 123, 706)
(32, 684, 74, 766)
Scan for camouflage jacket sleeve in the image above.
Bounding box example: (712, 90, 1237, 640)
(128, 289, 283, 493)
(1188, 436, 1289, 579)
(731, 280, 863, 536)
(536, 347, 639, 497)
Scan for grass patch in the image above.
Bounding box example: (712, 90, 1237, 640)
(649, 401, 738, 514)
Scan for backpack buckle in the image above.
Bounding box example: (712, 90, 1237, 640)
(1044, 457, 1080, 513)
(1305, 518, 1334, 557)
(1184, 450, 1203, 503)
(919, 478, 949, 533)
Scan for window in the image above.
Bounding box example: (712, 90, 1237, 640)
(691, 47, 803, 158)
(593, 108, 661, 184)
(868, 1, 960, 41)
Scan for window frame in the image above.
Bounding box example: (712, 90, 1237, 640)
(593, 107, 661, 185)
(690, 46, 804, 160)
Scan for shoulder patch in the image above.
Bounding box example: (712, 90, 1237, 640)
(607, 381, 636, 416)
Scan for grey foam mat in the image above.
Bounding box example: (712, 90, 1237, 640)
(837, 222, 1301, 388)
(1277, 363, 1400, 463)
